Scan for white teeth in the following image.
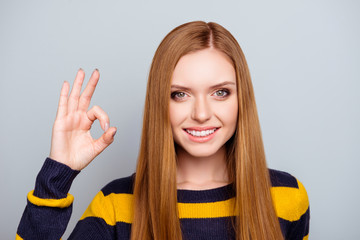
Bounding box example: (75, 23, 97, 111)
(186, 128, 217, 137)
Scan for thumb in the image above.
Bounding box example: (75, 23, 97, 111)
(93, 127, 117, 156)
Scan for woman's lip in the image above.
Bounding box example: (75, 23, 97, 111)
(183, 128, 219, 143)
(183, 127, 219, 131)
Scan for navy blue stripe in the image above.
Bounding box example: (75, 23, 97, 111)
(180, 217, 236, 240)
(114, 221, 132, 239)
(177, 183, 235, 203)
(69, 217, 115, 239)
(17, 200, 72, 240)
(278, 207, 310, 240)
(101, 174, 135, 196)
(278, 217, 292, 239)
(269, 168, 299, 188)
(69, 217, 131, 240)
(68, 214, 307, 240)
(286, 207, 310, 240)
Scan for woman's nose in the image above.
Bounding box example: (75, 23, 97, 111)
(191, 97, 211, 123)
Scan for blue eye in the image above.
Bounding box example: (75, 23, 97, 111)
(171, 91, 187, 100)
(214, 89, 229, 97)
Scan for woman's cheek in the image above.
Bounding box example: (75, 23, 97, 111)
(170, 102, 188, 126)
(215, 99, 238, 122)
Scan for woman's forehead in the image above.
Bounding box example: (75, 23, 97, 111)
(171, 48, 236, 88)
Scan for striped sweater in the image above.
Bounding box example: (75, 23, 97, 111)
(17, 158, 310, 239)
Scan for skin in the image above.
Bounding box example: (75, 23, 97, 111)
(49, 69, 117, 171)
(170, 48, 238, 190)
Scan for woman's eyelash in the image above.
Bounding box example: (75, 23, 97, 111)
(170, 89, 231, 100)
(171, 91, 187, 99)
(213, 89, 230, 97)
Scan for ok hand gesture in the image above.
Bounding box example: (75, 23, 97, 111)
(49, 69, 117, 170)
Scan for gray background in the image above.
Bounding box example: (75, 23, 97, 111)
(1, 0, 359, 239)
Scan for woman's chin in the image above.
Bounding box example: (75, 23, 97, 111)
(176, 144, 225, 160)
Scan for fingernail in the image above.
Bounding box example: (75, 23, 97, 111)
(112, 130, 117, 138)
(79, 68, 83, 72)
(95, 68, 99, 73)
(104, 123, 109, 131)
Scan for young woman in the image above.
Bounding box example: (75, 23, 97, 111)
(17, 21, 309, 240)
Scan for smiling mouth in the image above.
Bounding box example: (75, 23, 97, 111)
(184, 128, 219, 137)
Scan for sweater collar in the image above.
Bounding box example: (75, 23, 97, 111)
(177, 182, 235, 203)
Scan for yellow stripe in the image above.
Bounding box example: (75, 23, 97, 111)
(27, 190, 74, 208)
(15, 233, 23, 240)
(178, 198, 235, 219)
(80, 181, 309, 225)
(80, 193, 236, 224)
(80, 192, 134, 225)
(80, 191, 236, 224)
(271, 180, 309, 222)
(303, 234, 309, 240)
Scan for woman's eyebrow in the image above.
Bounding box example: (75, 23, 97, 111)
(171, 81, 236, 90)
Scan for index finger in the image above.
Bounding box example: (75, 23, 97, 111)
(78, 69, 100, 111)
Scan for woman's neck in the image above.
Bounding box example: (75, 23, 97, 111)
(176, 145, 229, 190)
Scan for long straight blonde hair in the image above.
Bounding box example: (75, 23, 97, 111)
(131, 21, 284, 240)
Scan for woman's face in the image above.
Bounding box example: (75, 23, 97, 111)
(170, 48, 238, 159)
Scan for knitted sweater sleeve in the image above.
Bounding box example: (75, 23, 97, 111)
(285, 180, 310, 240)
(269, 169, 310, 240)
(16, 158, 80, 240)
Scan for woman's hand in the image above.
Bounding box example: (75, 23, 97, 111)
(49, 69, 117, 171)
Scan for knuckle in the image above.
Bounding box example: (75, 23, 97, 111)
(93, 105, 101, 111)
(81, 95, 91, 102)
(69, 94, 78, 100)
